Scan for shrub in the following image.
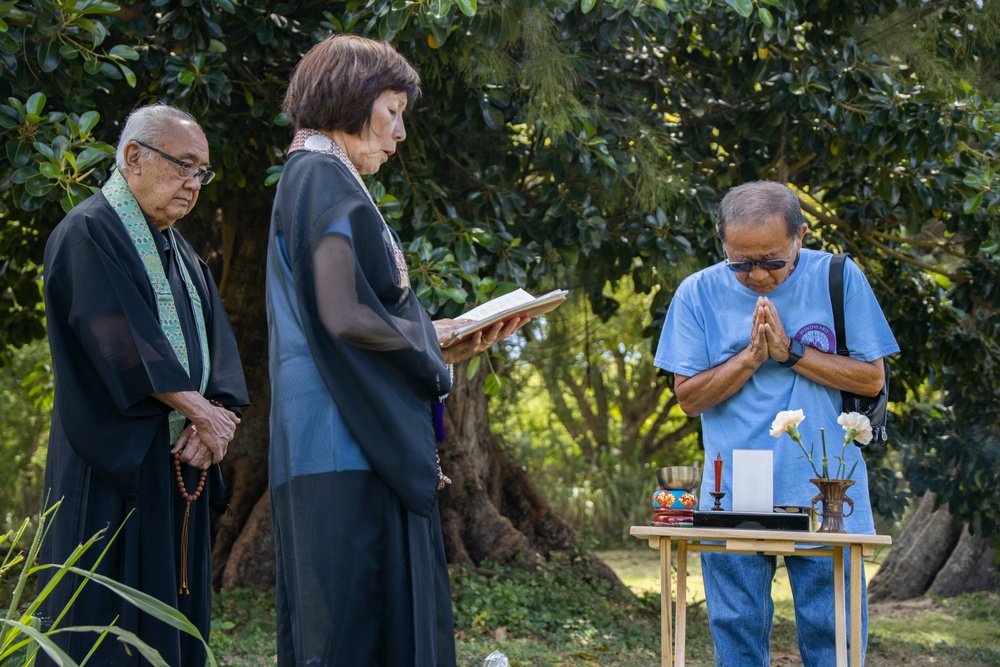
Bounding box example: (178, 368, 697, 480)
(2, 503, 217, 667)
(450, 553, 658, 650)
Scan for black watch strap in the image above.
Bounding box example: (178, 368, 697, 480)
(780, 338, 805, 368)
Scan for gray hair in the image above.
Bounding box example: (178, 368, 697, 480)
(716, 181, 805, 242)
(115, 104, 200, 172)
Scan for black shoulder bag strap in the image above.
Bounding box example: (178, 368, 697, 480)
(830, 253, 849, 357)
(829, 252, 890, 444)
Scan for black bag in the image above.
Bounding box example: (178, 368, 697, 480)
(829, 253, 889, 446)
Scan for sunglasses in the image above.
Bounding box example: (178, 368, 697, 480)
(725, 241, 797, 273)
(135, 141, 215, 185)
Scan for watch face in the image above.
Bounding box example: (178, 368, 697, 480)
(781, 338, 804, 367)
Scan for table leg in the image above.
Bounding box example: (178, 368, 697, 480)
(833, 546, 847, 667)
(674, 540, 687, 667)
(660, 538, 673, 667)
(850, 544, 862, 666)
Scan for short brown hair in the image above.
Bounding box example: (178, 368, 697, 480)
(283, 35, 421, 136)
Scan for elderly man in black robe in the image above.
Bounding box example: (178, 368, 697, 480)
(37, 103, 249, 666)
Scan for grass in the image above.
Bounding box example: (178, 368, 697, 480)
(210, 548, 1000, 667)
(594, 546, 1000, 667)
(210, 586, 277, 666)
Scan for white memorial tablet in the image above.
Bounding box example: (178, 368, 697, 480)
(732, 449, 774, 513)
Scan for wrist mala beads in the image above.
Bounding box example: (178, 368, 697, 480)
(174, 398, 221, 595)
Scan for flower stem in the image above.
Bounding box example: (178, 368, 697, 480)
(820, 428, 829, 478)
(790, 433, 822, 478)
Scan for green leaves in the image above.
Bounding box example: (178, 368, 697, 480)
(0, 504, 218, 667)
(76, 110, 99, 138)
(264, 164, 284, 187)
(37, 40, 59, 72)
(963, 192, 983, 214)
(725, 0, 753, 18)
(757, 6, 773, 27)
(75, 1, 121, 15)
(6, 139, 30, 167)
(108, 44, 139, 60)
(118, 64, 136, 87)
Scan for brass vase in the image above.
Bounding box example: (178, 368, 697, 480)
(810, 478, 855, 533)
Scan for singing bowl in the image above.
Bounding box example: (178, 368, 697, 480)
(656, 466, 702, 491)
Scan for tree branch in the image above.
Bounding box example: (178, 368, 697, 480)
(859, 229, 965, 282)
(870, 230, 973, 259)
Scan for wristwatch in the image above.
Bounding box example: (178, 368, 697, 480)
(780, 338, 805, 368)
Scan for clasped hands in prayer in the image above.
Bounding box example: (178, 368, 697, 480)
(746, 296, 796, 365)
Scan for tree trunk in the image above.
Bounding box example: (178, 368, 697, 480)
(199, 200, 273, 588)
(220, 490, 275, 589)
(438, 358, 579, 566)
(869, 492, 999, 602)
(927, 526, 999, 597)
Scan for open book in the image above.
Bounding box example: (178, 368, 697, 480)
(442, 288, 569, 348)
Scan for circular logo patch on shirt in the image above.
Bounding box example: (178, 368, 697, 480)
(796, 323, 835, 352)
(304, 134, 334, 152)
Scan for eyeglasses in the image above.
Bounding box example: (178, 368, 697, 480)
(135, 141, 215, 185)
(725, 240, 797, 273)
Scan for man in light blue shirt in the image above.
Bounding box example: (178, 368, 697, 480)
(655, 181, 898, 666)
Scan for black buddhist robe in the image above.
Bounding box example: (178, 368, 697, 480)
(267, 150, 455, 666)
(37, 192, 249, 667)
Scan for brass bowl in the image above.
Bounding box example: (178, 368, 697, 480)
(656, 466, 702, 491)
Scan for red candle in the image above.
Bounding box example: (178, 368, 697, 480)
(714, 453, 723, 494)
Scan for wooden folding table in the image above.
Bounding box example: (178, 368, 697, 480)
(630, 525, 891, 667)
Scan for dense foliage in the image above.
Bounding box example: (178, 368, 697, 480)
(0, 340, 49, 524)
(1, 0, 998, 545)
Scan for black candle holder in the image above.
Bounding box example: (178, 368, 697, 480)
(709, 491, 726, 511)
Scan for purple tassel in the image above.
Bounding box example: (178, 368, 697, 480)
(433, 400, 446, 443)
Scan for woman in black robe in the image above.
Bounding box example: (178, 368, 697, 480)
(267, 35, 523, 666)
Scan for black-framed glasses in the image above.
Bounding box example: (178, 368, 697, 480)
(135, 141, 215, 185)
(725, 241, 797, 273)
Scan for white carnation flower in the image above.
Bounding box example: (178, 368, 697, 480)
(838, 411, 873, 445)
(769, 409, 805, 437)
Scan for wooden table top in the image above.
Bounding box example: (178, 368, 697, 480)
(630, 525, 893, 546)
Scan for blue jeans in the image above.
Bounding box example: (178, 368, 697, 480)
(701, 551, 867, 666)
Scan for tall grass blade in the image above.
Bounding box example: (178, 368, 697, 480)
(60, 569, 217, 667)
(4, 504, 214, 667)
(4, 502, 59, 647)
(49, 625, 171, 667)
(1, 619, 79, 667)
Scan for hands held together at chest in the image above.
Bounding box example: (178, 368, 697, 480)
(173, 401, 240, 470)
(154, 390, 241, 470)
(747, 296, 796, 365)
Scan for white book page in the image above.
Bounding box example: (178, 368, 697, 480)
(460, 289, 535, 322)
